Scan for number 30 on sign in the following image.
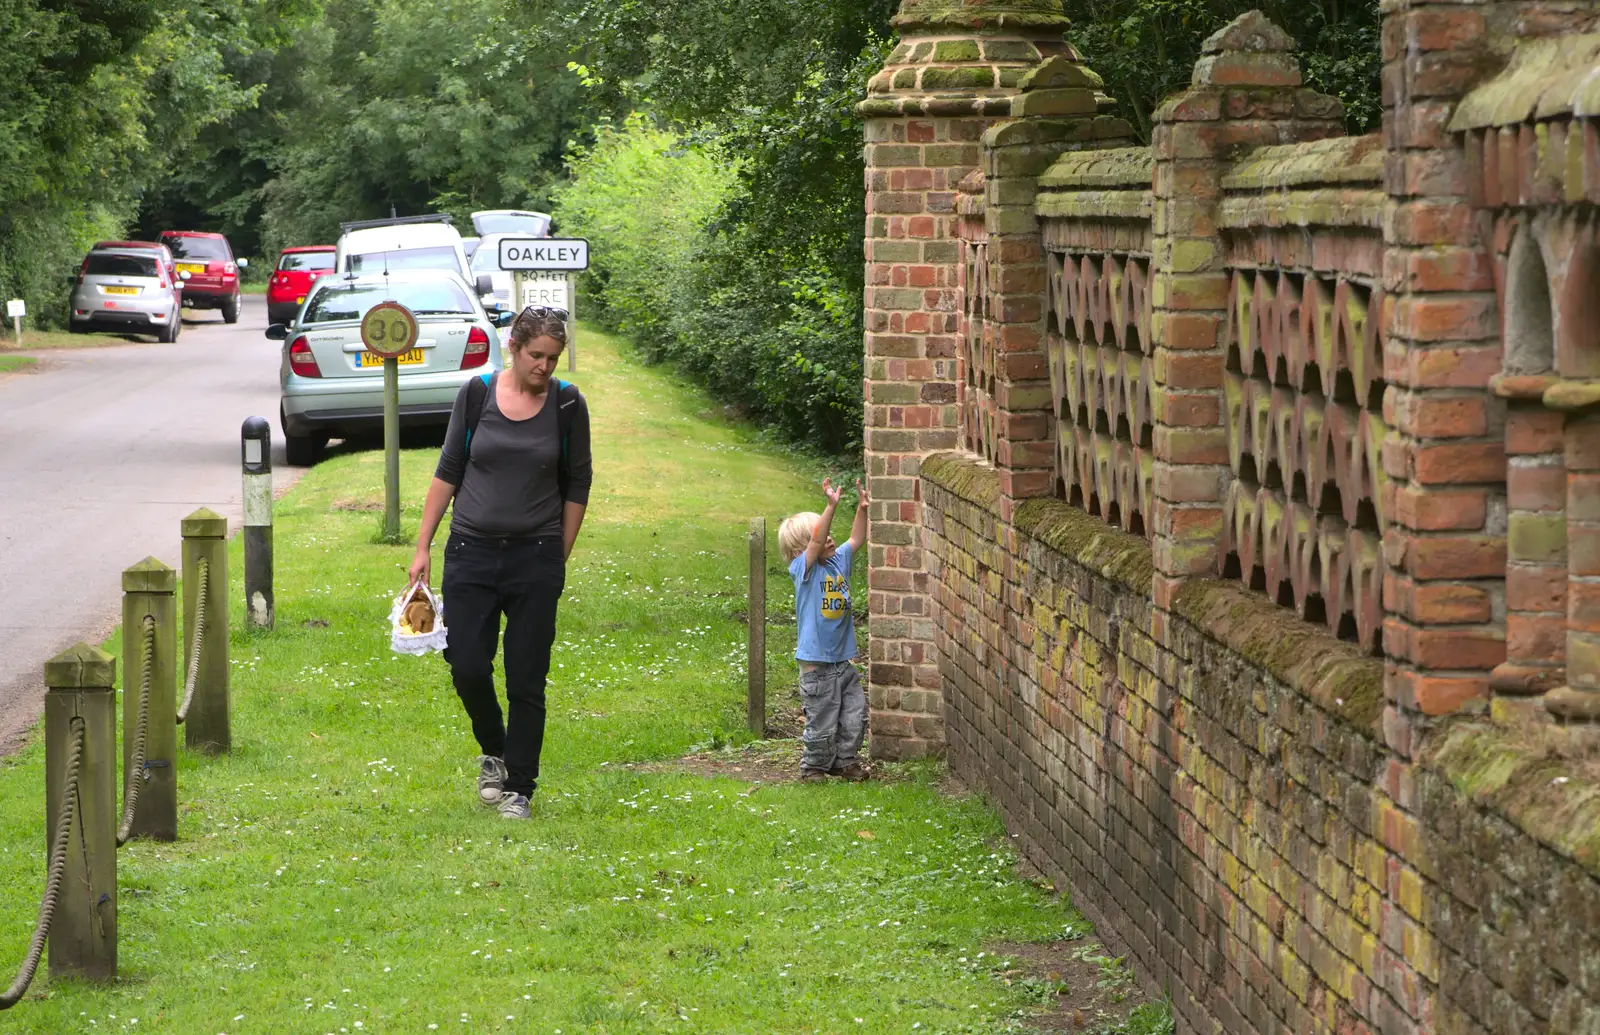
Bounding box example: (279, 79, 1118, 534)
(360, 302, 419, 359)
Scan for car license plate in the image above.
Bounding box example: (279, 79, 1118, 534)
(177, 263, 205, 275)
(104, 286, 138, 296)
(358, 349, 424, 367)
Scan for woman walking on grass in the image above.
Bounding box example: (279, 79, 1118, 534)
(407, 305, 593, 820)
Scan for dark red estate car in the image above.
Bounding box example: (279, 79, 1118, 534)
(158, 230, 246, 324)
(267, 245, 336, 325)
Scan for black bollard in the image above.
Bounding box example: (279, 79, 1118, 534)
(241, 417, 274, 631)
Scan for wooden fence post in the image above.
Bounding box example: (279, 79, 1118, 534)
(748, 517, 766, 735)
(121, 557, 177, 842)
(43, 643, 117, 981)
(182, 509, 231, 753)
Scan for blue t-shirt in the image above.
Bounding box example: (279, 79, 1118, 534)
(789, 543, 856, 664)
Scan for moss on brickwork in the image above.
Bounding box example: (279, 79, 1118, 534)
(1172, 578, 1382, 732)
(933, 39, 982, 62)
(921, 66, 998, 90)
(1450, 35, 1600, 131)
(1220, 134, 1383, 192)
(1040, 146, 1153, 190)
(892, 0, 1071, 32)
(1425, 720, 1600, 877)
(922, 452, 1001, 509)
(1013, 497, 1154, 594)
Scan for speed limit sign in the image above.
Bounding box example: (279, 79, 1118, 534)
(360, 302, 419, 359)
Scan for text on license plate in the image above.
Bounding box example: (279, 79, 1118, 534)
(358, 349, 424, 367)
(103, 286, 139, 296)
(177, 263, 205, 274)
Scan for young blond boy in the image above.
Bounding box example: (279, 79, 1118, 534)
(778, 477, 869, 782)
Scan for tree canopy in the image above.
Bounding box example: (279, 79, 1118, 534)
(2, 0, 1381, 455)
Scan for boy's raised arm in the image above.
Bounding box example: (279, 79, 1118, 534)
(804, 478, 844, 572)
(847, 478, 869, 551)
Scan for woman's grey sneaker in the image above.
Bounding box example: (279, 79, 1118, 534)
(496, 791, 531, 820)
(477, 756, 508, 804)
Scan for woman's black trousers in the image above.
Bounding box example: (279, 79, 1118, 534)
(441, 532, 565, 797)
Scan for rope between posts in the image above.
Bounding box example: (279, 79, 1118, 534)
(117, 615, 156, 847)
(177, 558, 209, 725)
(0, 718, 85, 1010)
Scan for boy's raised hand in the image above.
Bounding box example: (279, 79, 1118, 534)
(822, 477, 843, 508)
(855, 478, 870, 507)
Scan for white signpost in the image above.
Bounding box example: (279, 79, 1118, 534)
(498, 238, 589, 373)
(6, 299, 23, 346)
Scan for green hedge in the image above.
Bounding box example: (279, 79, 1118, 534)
(555, 117, 864, 455)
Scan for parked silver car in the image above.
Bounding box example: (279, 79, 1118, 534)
(270, 270, 514, 466)
(68, 246, 189, 342)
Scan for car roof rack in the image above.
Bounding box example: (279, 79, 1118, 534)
(338, 214, 454, 232)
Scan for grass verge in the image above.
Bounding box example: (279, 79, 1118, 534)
(0, 327, 149, 351)
(0, 324, 1166, 1034)
(0, 355, 36, 374)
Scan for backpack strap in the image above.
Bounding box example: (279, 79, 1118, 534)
(463, 371, 494, 459)
(554, 379, 579, 500)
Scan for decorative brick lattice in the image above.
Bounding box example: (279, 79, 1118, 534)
(959, 238, 997, 463)
(1220, 257, 1388, 652)
(1046, 249, 1154, 537)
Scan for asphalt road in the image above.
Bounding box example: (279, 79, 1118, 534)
(0, 294, 300, 754)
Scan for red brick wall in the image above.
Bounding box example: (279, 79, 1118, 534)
(926, 453, 1600, 1035)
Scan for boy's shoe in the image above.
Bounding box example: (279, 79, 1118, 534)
(798, 767, 830, 783)
(476, 755, 509, 804)
(829, 762, 870, 782)
(496, 791, 531, 820)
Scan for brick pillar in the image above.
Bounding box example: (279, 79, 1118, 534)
(1379, 3, 1504, 752)
(983, 56, 1134, 515)
(1147, 13, 1344, 613)
(858, 0, 1072, 760)
(1546, 403, 1600, 720)
(1490, 377, 1566, 704)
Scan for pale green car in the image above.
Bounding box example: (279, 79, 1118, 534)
(270, 270, 514, 466)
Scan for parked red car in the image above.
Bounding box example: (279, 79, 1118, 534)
(158, 230, 247, 324)
(267, 245, 336, 325)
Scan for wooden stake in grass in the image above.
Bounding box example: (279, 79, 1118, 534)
(748, 516, 766, 735)
(182, 508, 231, 753)
(43, 643, 117, 982)
(120, 558, 177, 843)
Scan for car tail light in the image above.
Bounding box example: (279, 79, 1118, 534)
(288, 336, 322, 378)
(461, 326, 491, 369)
(224, 261, 237, 275)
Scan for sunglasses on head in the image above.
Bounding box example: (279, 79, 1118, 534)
(517, 304, 569, 321)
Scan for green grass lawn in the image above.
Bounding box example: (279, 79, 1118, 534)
(0, 355, 36, 374)
(0, 326, 1167, 1034)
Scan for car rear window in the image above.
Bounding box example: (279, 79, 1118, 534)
(164, 235, 230, 261)
(86, 254, 160, 278)
(279, 251, 334, 272)
(472, 213, 551, 237)
(345, 247, 461, 275)
(302, 282, 475, 323)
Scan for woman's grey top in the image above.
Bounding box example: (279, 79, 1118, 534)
(435, 374, 593, 539)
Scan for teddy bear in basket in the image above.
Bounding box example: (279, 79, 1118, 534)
(392, 582, 448, 655)
(400, 592, 436, 635)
